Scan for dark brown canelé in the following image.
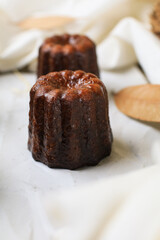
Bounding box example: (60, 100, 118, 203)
(37, 34, 99, 78)
(150, 1, 160, 37)
(28, 70, 112, 170)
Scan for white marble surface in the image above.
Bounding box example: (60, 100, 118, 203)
(0, 67, 160, 239)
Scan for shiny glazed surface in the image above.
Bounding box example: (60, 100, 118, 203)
(37, 34, 100, 77)
(28, 70, 112, 169)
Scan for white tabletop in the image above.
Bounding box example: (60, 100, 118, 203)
(0, 67, 159, 239)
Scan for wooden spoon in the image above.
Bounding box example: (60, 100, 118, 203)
(18, 16, 75, 30)
(114, 84, 160, 122)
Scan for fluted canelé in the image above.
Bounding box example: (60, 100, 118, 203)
(28, 70, 112, 169)
(37, 34, 99, 77)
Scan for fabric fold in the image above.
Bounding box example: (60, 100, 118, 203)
(44, 165, 160, 240)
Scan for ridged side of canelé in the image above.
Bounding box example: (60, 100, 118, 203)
(28, 70, 112, 169)
(76, 46, 99, 79)
(43, 89, 62, 166)
(37, 34, 99, 78)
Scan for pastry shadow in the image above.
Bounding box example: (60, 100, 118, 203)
(78, 137, 132, 171)
(99, 138, 132, 165)
(125, 116, 160, 131)
(135, 120, 160, 131)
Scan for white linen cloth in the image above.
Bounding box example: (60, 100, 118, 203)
(45, 164, 160, 240)
(1, 0, 160, 240)
(0, 0, 159, 83)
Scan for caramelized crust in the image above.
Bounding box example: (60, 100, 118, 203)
(37, 34, 99, 77)
(28, 70, 112, 169)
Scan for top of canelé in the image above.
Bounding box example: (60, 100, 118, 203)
(41, 34, 95, 53)
(31, 70, 107, 99)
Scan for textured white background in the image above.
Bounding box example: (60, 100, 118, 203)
(0, 68, 160, 239)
